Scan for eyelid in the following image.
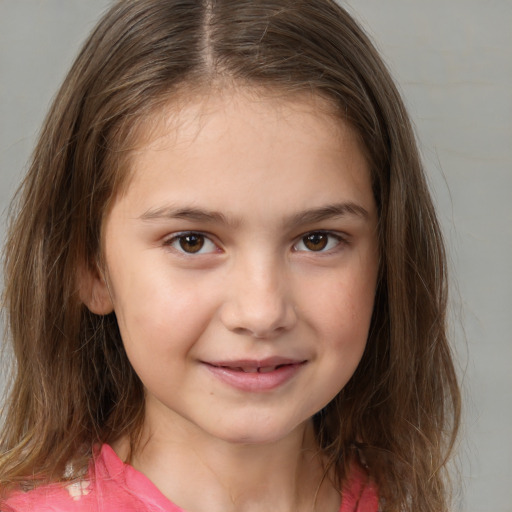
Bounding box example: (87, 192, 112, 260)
(292, 230, 348, 253)
(161, 229, 348, 255)
(163, 231, 221, 255)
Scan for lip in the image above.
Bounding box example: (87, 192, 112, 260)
(203, 357, 307, 392)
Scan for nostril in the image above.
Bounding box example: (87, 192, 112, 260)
(229, 325, 286, 340)
(251, 325, 287, 339)
(218, 288, 298, 338)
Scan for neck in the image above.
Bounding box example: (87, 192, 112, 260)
(113, 416, 339, 512)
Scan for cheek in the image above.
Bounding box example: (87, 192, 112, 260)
(305, 271, 376, 341)
(300, 267, 376, 398)
(110, 267, 220, 356)
(296, 277, 374, 418)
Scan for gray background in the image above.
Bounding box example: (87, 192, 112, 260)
(1, 1, 511, 511)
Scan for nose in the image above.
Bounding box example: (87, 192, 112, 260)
(219, 256, 297, 339)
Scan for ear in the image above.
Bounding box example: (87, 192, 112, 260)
(78, 262, 114, 315)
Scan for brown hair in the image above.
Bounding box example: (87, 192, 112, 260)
(1, 1, 460, 510)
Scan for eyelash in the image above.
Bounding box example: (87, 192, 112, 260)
(292, 231, 345, 253)
(163, 232, 219, 255)
(163, 231, 347, 256)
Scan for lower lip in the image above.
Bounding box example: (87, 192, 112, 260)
(204, 363, 305, 392)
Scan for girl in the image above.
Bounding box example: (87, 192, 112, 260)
(0, 1, 461, 511)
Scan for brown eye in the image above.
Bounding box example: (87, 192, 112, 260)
(302, 232, 329, 251)
(178, 234, 205, 253)
(166, 232, 218, 255)
(293, 232, 342, 253)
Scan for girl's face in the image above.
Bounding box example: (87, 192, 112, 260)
(91, 90, 379, 446)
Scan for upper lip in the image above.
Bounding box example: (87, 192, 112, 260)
(205, 357, 306, 370)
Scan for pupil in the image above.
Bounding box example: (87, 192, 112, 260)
(179, 234, 204, 253)
(304, 233, 328, 251)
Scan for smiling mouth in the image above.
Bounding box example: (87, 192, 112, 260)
(206, 357, 306, 372)
(212, 364, 293, 374)
(203, 358, 307, 391)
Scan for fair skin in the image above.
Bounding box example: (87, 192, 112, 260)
(85, 89, 379, 512)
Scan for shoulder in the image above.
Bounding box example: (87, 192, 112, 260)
(2, 480, 96, 512)
(340, 463, 379, 512)
(2, 444, 177, 512)
(2, 445, 116, 512)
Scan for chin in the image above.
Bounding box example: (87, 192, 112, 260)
(208, 417, 307, 447)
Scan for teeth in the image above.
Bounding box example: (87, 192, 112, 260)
(258, 366, 277, 373)
(240, 367, 258, 373)
(224, 365, 282, 373)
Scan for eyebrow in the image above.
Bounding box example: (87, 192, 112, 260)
(286, 202, 369, 227)
(139, 205, 237, 227)
(139, 202, 370, 228)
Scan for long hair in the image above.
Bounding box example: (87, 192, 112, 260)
(1, 1, 460, 510)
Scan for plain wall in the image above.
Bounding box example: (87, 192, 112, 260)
(1, 2, 511, 511)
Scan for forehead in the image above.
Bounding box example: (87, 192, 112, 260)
(129, 87, 363, 165)
(132, 87, 346, 148)
(110, 87, 374, 222)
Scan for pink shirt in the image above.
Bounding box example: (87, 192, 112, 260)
(4, 444, 378, 511)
